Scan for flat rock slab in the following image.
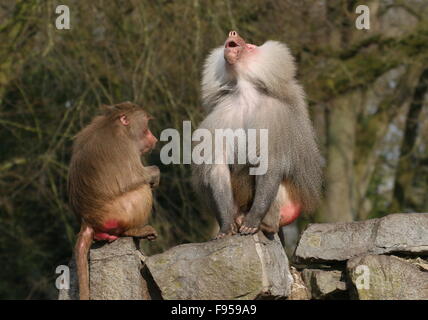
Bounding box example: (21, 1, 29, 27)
(295, 213, 428, 263)
(59, 237, 150, 300)
(144, 233, 292, 300)
(347, 254, 428, 300)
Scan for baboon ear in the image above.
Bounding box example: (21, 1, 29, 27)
(119, 114, 129, 126)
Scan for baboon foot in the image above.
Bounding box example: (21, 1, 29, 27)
(123, 225, 158, 241)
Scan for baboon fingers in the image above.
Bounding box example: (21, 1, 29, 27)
(214, 232, 228, 240)
(239, 225, 259, 235)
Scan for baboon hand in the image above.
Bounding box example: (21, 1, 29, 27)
(146, 165, 160, 189)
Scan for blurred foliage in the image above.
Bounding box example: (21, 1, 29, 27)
(0, 0, 427, 298)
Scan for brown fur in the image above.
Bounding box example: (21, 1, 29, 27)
(68, 102, 159, 299)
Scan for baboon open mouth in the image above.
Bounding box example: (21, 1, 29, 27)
(226, 40, 239, 48)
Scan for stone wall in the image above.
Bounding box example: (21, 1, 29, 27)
(293, 213, 428, 299)
(59, 213, 428, 300)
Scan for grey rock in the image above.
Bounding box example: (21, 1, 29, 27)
(59, 237, 151, 300)
(302, 269, 347, 299)
(374, 214, 428, 254)
(288, 267, 310, 300)
(295, 213, 428, 263)
(144, 233, 292, 300)
(347, 254, 428, 300)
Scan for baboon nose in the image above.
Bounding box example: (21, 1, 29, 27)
(229, 30, 238, 37)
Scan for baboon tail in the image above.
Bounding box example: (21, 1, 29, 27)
(74, 222, 93, 300)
